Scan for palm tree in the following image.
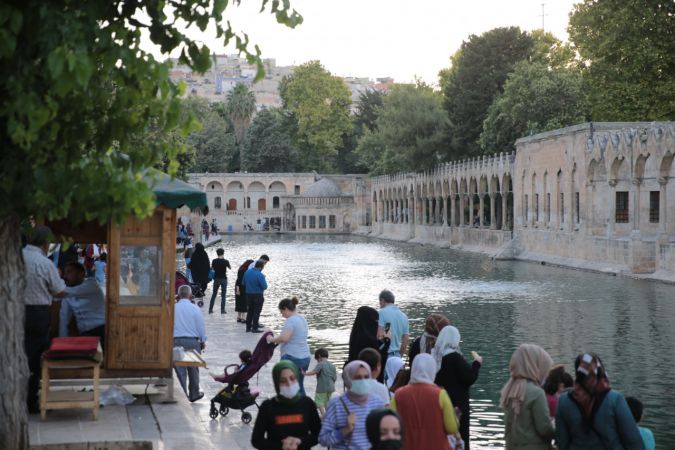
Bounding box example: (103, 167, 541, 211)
(227, 83, 256, 170)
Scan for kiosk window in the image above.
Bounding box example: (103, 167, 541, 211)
(119, 245, 161, 305)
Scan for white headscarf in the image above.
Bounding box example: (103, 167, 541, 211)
(432, 325, 461, 372)
(384, 356, 404, 389)
(410, 353, 436, 384)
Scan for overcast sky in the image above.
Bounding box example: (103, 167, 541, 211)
(157, 0, 579, 85)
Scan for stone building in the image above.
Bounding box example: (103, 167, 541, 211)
(370, 122, 675, 280)
(187, 173, 370, 233)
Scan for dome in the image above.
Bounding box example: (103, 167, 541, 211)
(303, 177, 343, 197)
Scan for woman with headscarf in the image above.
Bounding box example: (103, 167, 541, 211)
(499, 344, 555, 450)
(234, 259, 254, 323)
(348, 306, 379, 362)
(555, 352, 644, 450)
(365, 409, 404, 450)
(187, 242, 210, 292)
(433, 325, 482, 450)
(408, 313, 450, 364)
(383, 357, 405, 393)
(347, 306, 390, 382)
(319, 360, 385, 450)
(390, 353, 459, 450)
(251, 360, 322, 449)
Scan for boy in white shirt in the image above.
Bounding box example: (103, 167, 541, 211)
(358, 347, 391, 405)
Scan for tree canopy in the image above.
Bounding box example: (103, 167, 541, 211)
(242, 107, 298, 172)
(0, 0, 302, 447)
(568, 0, 675, 121)
(479, 61, 589, 153)
(439, 27, 535, 159)
(226, 82, 257, 169)
(356, 83, 448, 175)
(279, 61, 353, 172)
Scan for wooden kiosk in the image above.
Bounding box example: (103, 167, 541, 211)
(44, 174, 207, 405)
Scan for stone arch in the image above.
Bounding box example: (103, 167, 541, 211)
(269, 181, 287, 193)
(634, 154, 650, 181)
(206, 181, 224, 192)
(226, 180, 244, 211)
(660, 152, 674, 178)
(248, 181, 266, 192)
(610, 157, 629, 182)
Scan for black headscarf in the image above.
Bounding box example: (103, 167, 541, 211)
(365, 409, 403, 449)
(348, 306, 379, 363)
(188, 243, 210, 286)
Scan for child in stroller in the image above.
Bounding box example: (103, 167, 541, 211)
(209, 330, 277, 423)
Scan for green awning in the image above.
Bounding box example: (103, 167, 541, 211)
(148, 171, 207, 211)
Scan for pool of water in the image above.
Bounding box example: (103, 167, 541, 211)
(188, 233, 675, 448)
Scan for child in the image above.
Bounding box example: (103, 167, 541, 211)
(304, 348, 336, 418)
(94, 252, 107, 289)
(238, 350, 252, 372)
(626, 396, 655, 450)
(543, 364, 573, 417)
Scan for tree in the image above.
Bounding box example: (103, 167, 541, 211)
(355, 83, 449, 174)
(439, 27, 535, 158)
(0, 0, 302, 447)
(279, 61, 353, 172)
(242, 108, 298, 172)
(479, 61, 589, 153)
(354, 89, 384, 136)
(181, 97, 237, 172)
(568, 0, 675, 121)
(226, 82, 257, 169)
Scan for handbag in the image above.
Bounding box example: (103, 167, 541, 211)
(208, 268, 215, 280)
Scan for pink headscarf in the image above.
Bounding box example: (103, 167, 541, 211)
(343, 360, 372, 404)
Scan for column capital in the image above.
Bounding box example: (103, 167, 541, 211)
(658, 177, 668, 186)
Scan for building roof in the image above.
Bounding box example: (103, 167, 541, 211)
(303, 177, 343, 197)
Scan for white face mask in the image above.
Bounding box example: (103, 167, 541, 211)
(279, 382, 300, 399)
(350, 379, 372, 396)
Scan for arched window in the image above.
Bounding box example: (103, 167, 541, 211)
(214, 196, 222, 209)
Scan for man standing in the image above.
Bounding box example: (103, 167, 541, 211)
(59, 262, 106, 347)
(173, 285, 207, 402)
(242, 260, 268, 333)
(208, 248, 231, 314)
(22, 225, 67, 413)
(376, 289, 409, 358)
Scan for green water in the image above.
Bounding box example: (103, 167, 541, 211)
(195, 233, 675, 448)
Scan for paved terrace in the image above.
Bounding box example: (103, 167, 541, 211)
(29, 305, 340, 449)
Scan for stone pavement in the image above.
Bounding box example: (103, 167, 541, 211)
(29, 301, 340, 449)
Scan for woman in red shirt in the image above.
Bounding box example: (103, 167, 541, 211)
(390, 353, 460, 450)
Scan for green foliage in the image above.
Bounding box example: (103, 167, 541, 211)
(528, 30, 576, 68)
(568, 0, 675, 120)
(183, 98, 236, 173)
(226, 82, 257, 169)
(279, 61, 353, 172)
(439, 27, 535, 159)
(354, 89, 384, 135)
(479, 62, 589, 153)
(0, 0, 302, 225)
(242, 108, 298, 172)
(355, 83, 448, 175)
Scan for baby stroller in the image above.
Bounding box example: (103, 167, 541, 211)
(175, 270, 205, 306)
(209, 331, 277, 423)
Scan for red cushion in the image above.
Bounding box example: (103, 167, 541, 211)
(44, 337, 100, 359)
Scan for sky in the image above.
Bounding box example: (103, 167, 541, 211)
(152, 0, 580, 85)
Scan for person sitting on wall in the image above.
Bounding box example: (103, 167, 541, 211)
(59, 261, 106, 348)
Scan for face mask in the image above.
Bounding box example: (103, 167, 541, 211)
(279, 382, 300, 399)
(376, 440, 402, 450)
(350, 379, 372, 396)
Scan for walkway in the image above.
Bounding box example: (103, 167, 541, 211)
(29, 301, 336, 449)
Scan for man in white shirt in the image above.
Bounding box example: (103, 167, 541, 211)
(22, 225, 67, 413)
(174, 285, 207, 402)
(59, 262, 105, 347)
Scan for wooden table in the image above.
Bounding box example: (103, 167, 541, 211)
(167, 349, 207, 401)
(40, 352, 102, 420)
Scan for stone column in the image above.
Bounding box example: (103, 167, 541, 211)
(449, 196, 455, 228)
(479, 195, 484, 228)
(659, 177, 668, 234)
(490, 193, 496, 229)
(632, 178, 641, 232)
(468, 195, 474, 227)
(607, 180, 617, 237)
(502, 192, 509, 230)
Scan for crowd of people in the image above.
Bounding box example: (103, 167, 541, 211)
(175, 247, 655, 450)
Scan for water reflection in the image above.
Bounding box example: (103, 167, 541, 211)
(189, 234, 675, 449)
